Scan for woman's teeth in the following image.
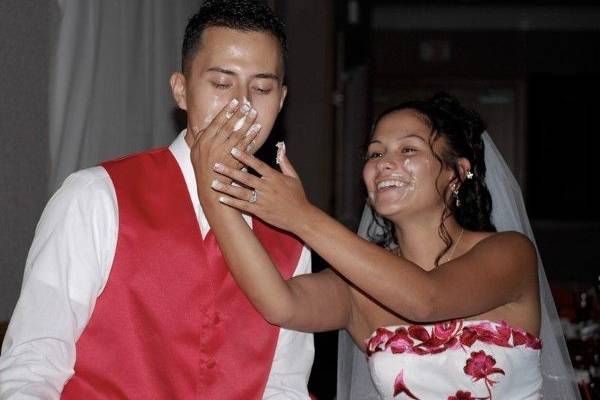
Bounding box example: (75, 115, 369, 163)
(376, 180, 406, 190)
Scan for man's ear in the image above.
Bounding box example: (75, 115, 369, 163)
(278, 85, 288, 111)
(170, 72, 187, 111)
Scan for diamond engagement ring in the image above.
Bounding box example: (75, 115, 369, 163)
(249, 190, 257, 204)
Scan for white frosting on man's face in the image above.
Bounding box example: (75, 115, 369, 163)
(182, 27, 286, 152)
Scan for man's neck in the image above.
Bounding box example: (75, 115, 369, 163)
(184, 128, 195, 148)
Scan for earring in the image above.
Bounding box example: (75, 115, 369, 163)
(466, 171, 474, 180)
(451, 183, 461, 207)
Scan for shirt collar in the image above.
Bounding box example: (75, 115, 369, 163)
(168, 129, 251, 237)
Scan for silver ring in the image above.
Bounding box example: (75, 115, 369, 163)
(249, 190, 257, 204)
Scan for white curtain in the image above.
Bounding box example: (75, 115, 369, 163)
(49, 0, 201, 191)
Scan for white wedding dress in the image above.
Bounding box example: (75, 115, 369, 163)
(367, 319, 542, 399)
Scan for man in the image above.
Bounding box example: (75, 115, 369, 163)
(0, 1, 314, 398)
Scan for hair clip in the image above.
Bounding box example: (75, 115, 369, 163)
(466, 171, 474, 180)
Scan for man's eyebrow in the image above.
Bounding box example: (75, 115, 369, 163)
(254, 73, 281, 82)
(207, 67, 236, 75)
(206, 68, 281, 83)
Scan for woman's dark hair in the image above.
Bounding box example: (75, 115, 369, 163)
(181, 0, 287, 75)
(367, 92, 496, 266)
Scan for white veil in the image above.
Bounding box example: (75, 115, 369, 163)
(336, 132, 581, 399)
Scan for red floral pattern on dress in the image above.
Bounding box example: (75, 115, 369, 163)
(464, 350, 505, 382)
(512, 326, 543, 350)
(464, 350, 505, 398)
(448, 391, 477, 400)
(366, 320, 541, 399)
(388, 327, 415, 355)
(367, 327, 397, 356)
(460, 321, 510, 348)
(366, 319, 541, 357)
(393, 370, 420, 399)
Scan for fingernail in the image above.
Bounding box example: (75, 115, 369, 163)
(219, 196, 229, 204)
(248, 108, 257, 118)
(241, 103, 251, 114)
(214, 163, 225, 172)
(246, 140, 256, 153)
(211, 179, 222, 189)
(228, 98, 239, 109)
(275, 141, 286, 165)
(231, 147, 241, 156)
(248, 123, 262, 134)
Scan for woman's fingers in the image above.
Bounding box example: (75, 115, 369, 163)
(200, 98, 240, 140)
(230, 148, 272, 177)
(211, 179, 255, 202)
(216, 102, 256, 142)
(230, 122, 262, 154)
(278, 152, 299, 179)
(217, 195, 255, 214)
(213, 162, 262, 188)
(190, 125, 203, 145)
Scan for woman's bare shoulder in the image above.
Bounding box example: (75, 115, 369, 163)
(467, 230, 537, 269)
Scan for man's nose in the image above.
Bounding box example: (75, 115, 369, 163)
(234, 85, 252, 106)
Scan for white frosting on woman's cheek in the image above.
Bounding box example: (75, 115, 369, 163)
(402, 158, 415, 173)
(402, 159, 418, 190)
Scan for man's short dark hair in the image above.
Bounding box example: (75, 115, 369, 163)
(181, 0, 287, 75)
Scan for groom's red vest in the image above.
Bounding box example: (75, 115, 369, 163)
(61, 147, 303, 399)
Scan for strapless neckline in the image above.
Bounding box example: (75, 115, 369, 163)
(366, 319, 541, 357)
(366, 319, 543, 400)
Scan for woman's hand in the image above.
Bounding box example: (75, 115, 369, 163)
(190, 99, 262, 207)
(211, 146, 312, 233)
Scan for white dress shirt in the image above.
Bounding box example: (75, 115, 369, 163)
(0, 131, 314, 400)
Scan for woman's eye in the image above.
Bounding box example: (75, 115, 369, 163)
(402, 147, 417, 154)
(366, 152, 383, 160)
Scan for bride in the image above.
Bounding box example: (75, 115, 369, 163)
(193, 93, 576, 399)
(337, 116, 579, 400)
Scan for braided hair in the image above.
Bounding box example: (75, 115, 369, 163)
(366, 93, 496, 266)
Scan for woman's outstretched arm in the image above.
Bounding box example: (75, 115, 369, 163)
(202, 199, 352, 332)
(190, 104, 353, 333)
(214, 148, 538, 324)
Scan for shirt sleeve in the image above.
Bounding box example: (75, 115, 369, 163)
(263, 246, 315, 400)
(0, 167, 117, 399)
